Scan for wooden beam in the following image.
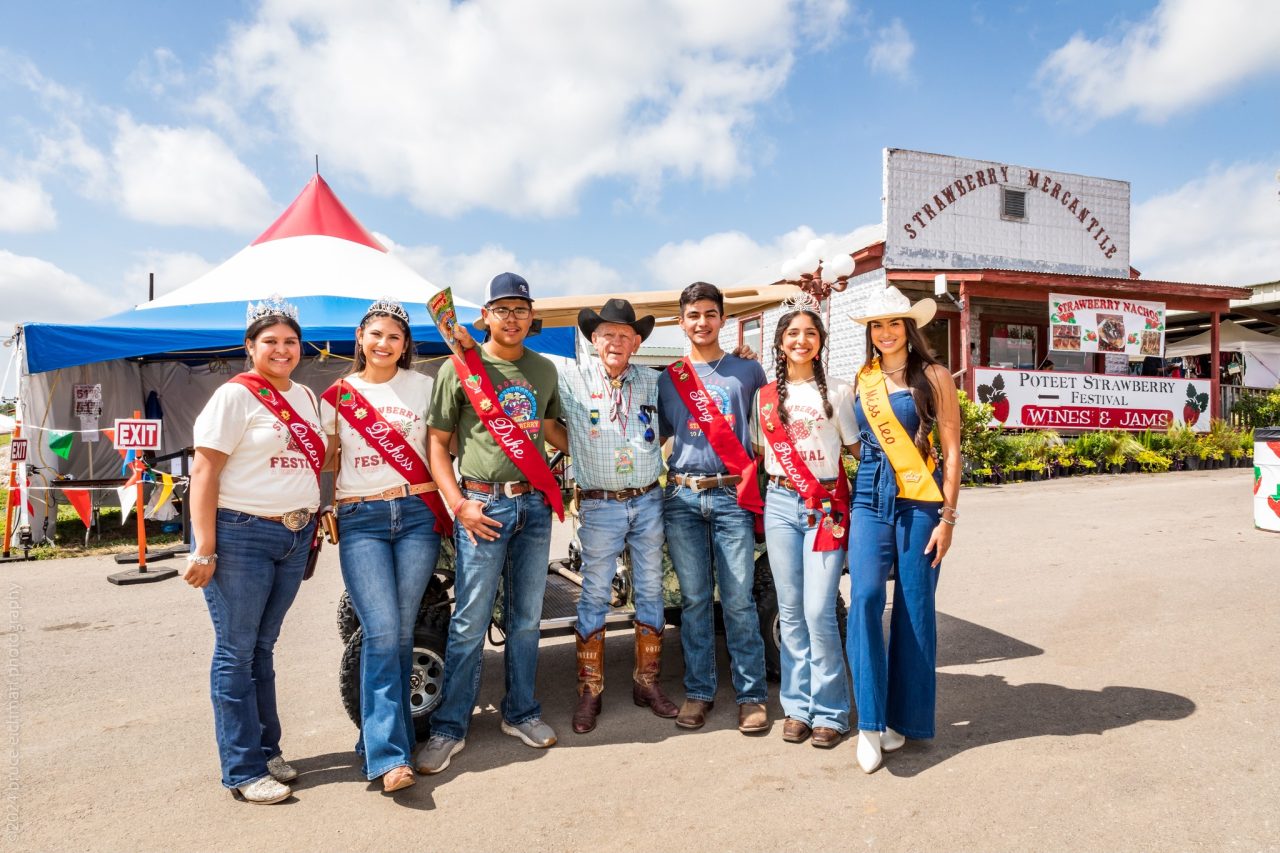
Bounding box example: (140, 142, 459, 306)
(1233, 306, 1280, 328)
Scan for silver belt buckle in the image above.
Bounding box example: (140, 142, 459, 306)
(683, 475, 705, 493)
(502, 481, 522, 498)
(280, 509, 311, 531)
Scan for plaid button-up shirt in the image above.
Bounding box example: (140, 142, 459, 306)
(558, 361, 663, 491)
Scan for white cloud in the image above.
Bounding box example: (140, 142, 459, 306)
(1132, 160, 1280, 285)
(0, 175, 56, 232)
(204, 0, 850, 216)
(125, 250, 217, 299)
(0, 250, 127, 336)
(1038, 0, 1280, 123)
(866, 18, 915, 80)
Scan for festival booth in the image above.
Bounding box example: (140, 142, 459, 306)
(1164, 320, 1280, 390)
(7, 175, 574, 550)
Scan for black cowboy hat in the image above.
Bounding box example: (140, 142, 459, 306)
(577, 298, 656, 342)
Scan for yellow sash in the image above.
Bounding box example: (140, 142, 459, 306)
(857, 361, 943, 503)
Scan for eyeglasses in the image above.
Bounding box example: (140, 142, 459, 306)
(637, 407, 655, 443)
(487, 305, 532, 321)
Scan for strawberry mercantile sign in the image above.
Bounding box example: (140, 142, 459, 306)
(976, 368, 1212, 432)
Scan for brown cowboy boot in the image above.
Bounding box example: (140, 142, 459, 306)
(572, 627, 605, 734)
(632, 622, 679, 718)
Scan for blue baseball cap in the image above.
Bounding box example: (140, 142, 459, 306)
(485, 272, 533, 304)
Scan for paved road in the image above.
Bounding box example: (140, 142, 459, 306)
(3, 469, 1277, 852)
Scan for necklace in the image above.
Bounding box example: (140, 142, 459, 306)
(697, 354, 726, 376)
(882, 363, 907, 376)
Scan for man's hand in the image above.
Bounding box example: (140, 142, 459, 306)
(732, 343, 758, 361)
(456, 498, 503, 545)
(454, 324, 477, 351)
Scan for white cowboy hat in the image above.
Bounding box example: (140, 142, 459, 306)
(848, 285, 936, 326)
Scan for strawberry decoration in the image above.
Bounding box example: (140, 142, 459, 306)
(1268, 442, 1280, 458)
(1051, 302, 1076, 324)
(1269, 485, 1280, 520)
(978, 374, 1010, 423)
(1084, 330, 1098, 342)
(1255, 466, 1262, 496)
(1126, 332, 1139, 345)
(1182, 383, 1209, 425)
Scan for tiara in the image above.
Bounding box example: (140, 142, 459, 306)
(364, 297, 411, 324)
(781, 291, 821, 313)
(246, 294, 299, 324)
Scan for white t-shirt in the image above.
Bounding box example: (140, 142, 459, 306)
(752, 376, 857, 480)
(193, 380, 325, 516)
(318, 369, 433, 500)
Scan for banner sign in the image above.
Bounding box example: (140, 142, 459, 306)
(1049, 293, 1165, 358)
(975, 368, 1211, 432)
(112, 418, 163, 451)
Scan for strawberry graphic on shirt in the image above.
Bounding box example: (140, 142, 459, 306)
(977, 374, 1009, 423)
(1182, 383, 1209, 426)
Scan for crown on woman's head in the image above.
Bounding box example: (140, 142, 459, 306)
(780, 290, 821, 314)
(246, 294, 300, 325)
(364, 297, 411, 324)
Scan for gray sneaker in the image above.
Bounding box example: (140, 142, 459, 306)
(501, 718, 557, 748)
(415, 735, 465, 775)
(266, 754, 298, 783)
(233, 776, 291, 804)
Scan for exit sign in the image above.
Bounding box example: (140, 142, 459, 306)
(9, 439, 27, 462)
(113, 419, 163, 451)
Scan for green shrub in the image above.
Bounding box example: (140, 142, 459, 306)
(957, 391, 1002, 472)
(1165, 421, 1199, 460)
(1134, 449, 1172, 472)
(1231, 388, 1280, 429)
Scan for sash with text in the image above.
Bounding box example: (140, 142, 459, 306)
(231, 372, 325, 485)
(855, 362, 943, 503)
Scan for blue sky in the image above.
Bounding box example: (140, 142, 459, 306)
(2, 0, 1278, 343)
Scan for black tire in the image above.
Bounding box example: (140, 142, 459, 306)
(338, 623, 449, 741)
(336, 590, 360, 645)
(754, 553, 850, 684)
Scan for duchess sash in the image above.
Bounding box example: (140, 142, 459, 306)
(231, 372, 325, 485)
(452, 347, 565, 521)
(855, 362, 943, 503)
(666, 358, 764, 524)
(321, 381, 454, 536)
(758, 382, 849, 551)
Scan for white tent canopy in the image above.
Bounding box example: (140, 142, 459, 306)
(1164, 320, 1280, 356)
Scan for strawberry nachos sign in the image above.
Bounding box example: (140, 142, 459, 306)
(976, 369, 1211, 432)
(1049, 293, 1165, 358)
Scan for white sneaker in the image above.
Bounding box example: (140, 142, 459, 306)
(416, 735, 465, 775)
(856, 731, 883, 774)
(234, 776, 292, 804)
(501, 718, 557, 748)
(266, 754, 298, 783)
(881, 727, 906, 753)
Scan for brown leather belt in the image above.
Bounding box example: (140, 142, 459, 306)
(257, 508, 314, 531)
(336, 482, 439, 505)
(768, 473, 838, 492)
(672, 473, 742, 492)
(576, 481, 659, 502)
(461, 479, 535, 497)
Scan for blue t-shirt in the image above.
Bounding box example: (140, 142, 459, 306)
(658, 354, 767, 475)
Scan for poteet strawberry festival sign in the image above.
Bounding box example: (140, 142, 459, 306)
(975, 368, 1211, 432)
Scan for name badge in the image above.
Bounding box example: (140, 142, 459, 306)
(614, 447, 635, 475)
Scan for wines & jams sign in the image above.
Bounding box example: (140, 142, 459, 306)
(975, 368, 1210, 432)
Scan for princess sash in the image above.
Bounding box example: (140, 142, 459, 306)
(452, 347, 565, 521)
(855, 362, 943, 503)
(666, 358, 764, 524)
(231, 372, 325, 485)
(321, 380, 454, 536)
(758, 382, 849, 551)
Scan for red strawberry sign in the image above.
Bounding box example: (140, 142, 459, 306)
(977, 374, 1010, 423)
(1182, 383, 1209, 425)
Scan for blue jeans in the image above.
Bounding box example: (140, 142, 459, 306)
(763, 485, 851, 731)
(201, 508, 313, 789)
(663, 482, 766, 705)
(846, 502, 941, 739)
(430, 490, 552, 741)
(576, 487, 665, 635)
(338, 496, 440, 779)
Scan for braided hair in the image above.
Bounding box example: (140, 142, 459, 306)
(772, 308, 833, 427)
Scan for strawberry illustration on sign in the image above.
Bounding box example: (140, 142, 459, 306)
(977, 374, 1010, 424)
(1127, 332, 1139, 345)
(1050, 302, 1076, 324)
(1182, 383, 1209, 425)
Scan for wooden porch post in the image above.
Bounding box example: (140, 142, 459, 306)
(960, 282, 974, 397)
(1210, 310, 1221, 420)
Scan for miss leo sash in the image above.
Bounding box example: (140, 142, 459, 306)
(758, 382, 850, 551)
(320, 381, 454, 536)
(666, 358, 764, 525)
(452, 347, 565, 521)
(855, 362, 944, 503)
(231, 372, 325, 487)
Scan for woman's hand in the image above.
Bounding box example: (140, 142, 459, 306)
(456, 498, 503, 545)
(183, 556, 217, 589)
(923, 521, 953, 568)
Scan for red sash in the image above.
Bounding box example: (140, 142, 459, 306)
(666, 358, 764, 525)
(758, 383, 850, 552)
(452, 347, 565, 521)
(231, 372, 325, 484)
(321, 380, 454, 537)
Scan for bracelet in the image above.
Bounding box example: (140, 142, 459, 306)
(452, 496, 468, 516)
(939, 505, 959, 519)
(186, 553, 218, 565)
(939, 517, 956, 526)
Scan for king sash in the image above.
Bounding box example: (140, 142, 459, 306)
(231, 372, 325, 485)
(855, 362, 943, 503)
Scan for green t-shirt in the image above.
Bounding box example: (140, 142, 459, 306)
(427, 346, 563, 483)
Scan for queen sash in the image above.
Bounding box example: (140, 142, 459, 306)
(452, 347, 565, 521)
(758, 382, 849, 551)
(666, 358, 764, 525)
(855, 362, 943, 503)
(231, 372, 325, 486)
(321, 381, 454, 536)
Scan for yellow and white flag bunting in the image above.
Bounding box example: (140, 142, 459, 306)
(152, 473, 175, 514)
(116, 484, 138, 525)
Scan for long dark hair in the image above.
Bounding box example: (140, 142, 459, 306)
(244, 314, 303, 370)
(352, 310, 414, 373)
(861, 317, 943, 459)
(772, 308, 833, 426)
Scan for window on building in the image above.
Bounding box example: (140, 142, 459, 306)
(988, 323, 1038, 369)
(739, 314, 763, 364)
(1001, 187, 1027, 221)
(922, 317, 951, 369)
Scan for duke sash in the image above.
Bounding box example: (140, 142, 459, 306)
(320, 381, 454, 536)
(666, 358, 764, 525)
(856, 362, 943, 503)
(452, 347, 565, 521)
(231, 372, 325, 485)
(758, 382, 849, 551)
